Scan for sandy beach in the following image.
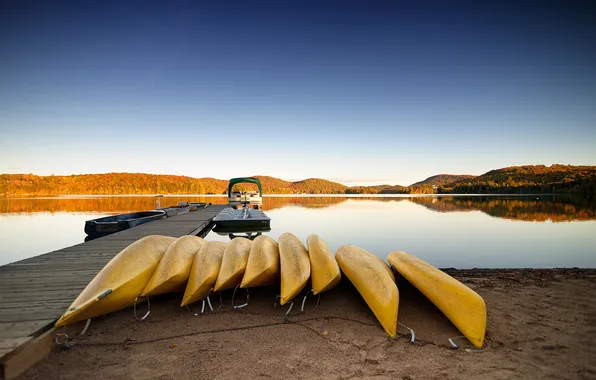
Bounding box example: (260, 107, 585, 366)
(21, 268, 596, 380)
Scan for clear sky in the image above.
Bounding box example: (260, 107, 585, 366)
(1, 1, 595, 186)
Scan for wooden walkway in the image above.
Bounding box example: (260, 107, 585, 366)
(0, 204, 226, 376)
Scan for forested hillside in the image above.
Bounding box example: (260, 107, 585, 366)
(345, 185, 408, 194)
(2, 165, 594, 196)
(439, 165, 596, 194)
(410, 174, 476, 187)
(0, 173, 347, 196)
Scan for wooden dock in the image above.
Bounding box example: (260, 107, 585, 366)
(0, 204, 227, 379)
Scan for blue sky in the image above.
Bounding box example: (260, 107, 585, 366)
(1, 1, 595, 186)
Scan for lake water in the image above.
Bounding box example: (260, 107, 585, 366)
(0, 195, 595, 268)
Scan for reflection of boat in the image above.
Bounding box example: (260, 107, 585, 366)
(213, 206, 271, 232)
(84, 211, 166, 236)
(228, 177, 263, 209)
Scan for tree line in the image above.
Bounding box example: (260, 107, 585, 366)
(1, 165, 595, 196)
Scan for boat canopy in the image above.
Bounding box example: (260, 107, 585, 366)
(228, 177, 263, 196)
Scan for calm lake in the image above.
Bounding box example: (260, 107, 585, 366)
(1, 195, 595, 268)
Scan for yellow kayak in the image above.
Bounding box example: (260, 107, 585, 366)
(387, 251, 486, 348)
(336, 245, 398, 337)
(240, 235, 280, 288)
(306, 235, 341, 295)
(56, 235, 176, 327)
(214, 237, 253, 292)
(278, 233, 311, 305)
(181, 241, 226, 306)
(141, 236, 206, 297)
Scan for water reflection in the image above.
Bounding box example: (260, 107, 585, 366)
(205, 198, 596, 268)
(0, 196, 595, 268)
(410, 196, 596, 222)
(1, 195, 595, 222)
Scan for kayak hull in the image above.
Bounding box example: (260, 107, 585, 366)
(279, 233, 311, 305)
(56, 235, 176, 326)
(214, 237, 253, 292)
(181, 241, 226, 306)
(240, 235, 280, 288)
(141, 236, 206, 297)
(306, 235, 341, 295)
(336, 245, 398, 337)
(388, 250, 486, 348)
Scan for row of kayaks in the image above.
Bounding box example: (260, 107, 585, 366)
(55, 234, 486, 348)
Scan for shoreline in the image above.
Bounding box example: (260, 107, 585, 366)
(0, 193, 572, 199)
(21, 268, 596, 379)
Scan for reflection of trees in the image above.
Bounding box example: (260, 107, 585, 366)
(0, 197, 227, 214)
(3, 196, 593, 222)
(261, 196, 405, 210)
(0, 196, 401, 213)
(262, 197, 347, 210)
(410, 196, 596, 222)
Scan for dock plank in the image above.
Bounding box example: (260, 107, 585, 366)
(0, 204, 225, 371)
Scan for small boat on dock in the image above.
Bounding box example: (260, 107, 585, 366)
(190, 202, 209, 211)
(161, 202, 192, 217)
(227, 177, 263, 209)
(84, 210, 166, 236)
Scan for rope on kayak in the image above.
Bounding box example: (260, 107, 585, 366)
(273, 295, 297, 315)
(54, 318, 92, 349)
(201, 296, 214, 314)
(232, 285, 249, 309)
(448, 335, 483, 351)
(300, 290, 311, 312)
(74, 315, 433, 349)
(300, 290, 321, 312)
(285, 302, 294, 316)
(80, 318, 92, 335)
(133, 296, 151, 321)
(54, 333, 74, 349)
(216, 291, 224, 311)
(185, 305, 198, 316)
(398, 322, 415, 344)
(448, 335, 465, 348)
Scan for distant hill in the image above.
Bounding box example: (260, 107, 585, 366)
(250, 176, 293, 193)
(291, 178, 347, 194)
(439, 165, 596, 194)
(1, 165, 595, 196)
(345, 184, 408, 194)
(410, 174, 476, 187)
(0, 173, 347, 196)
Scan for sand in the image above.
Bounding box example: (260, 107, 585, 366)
(21, 269, 596, 380)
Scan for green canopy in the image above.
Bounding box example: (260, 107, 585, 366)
(227, 177, 263, 196)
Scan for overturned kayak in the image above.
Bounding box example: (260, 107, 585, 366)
(240, 235, 280, 288)
(388, 251, 486, 348)
(336, 245, 398, 337)
(214, 237, 253, 292)
(56, 235, 176, 327)
(141, 236, 206, 297)
(306, 235, 341, 295)
(278, 233, 311, 305)
(181, 241, 226, 306)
